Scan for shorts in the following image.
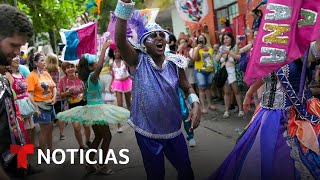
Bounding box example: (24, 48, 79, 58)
(54, 101, 62, 114)
(69, 100, 87, 109)
(33, 108, 56, 125)
(226, 66, 236, 84)
(194, 69, 214, 88)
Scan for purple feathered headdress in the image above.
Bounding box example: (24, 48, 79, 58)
(107, 10, 167, 47)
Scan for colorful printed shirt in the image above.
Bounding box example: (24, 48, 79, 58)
(26, 71, 56, 102)
(194, 47, 214, 72)
(59, 76, 84, 104)
(11, 73, 29, 100)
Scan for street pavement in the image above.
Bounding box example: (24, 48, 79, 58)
(13, 102, 254, 180)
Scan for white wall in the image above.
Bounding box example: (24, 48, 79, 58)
(171, 7, 187, 38)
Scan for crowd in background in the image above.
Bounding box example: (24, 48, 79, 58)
(11, 6, 320, 152)
(2, 2, 320, 179)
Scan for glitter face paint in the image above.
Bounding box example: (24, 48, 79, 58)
(145, 31, 166, 44)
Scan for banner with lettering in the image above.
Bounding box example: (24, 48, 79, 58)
(245, 0, 320, 85)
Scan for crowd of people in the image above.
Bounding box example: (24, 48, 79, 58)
(0, 1, 319, 180)
(165, 17, 257, 119)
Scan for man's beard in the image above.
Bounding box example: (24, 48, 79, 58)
(0, 49, 11, 66)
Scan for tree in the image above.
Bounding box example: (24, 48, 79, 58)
(144, 0, 173, 11)
(98, 0, 146, 34)
(15, 0, 147, 52)
(17, 0, 87, 53)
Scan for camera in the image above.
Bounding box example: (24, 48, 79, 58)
(239, 35, 246, 41)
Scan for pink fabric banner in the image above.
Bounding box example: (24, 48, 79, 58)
(77, 22, 97, 59)
(245, 0, 320, 85)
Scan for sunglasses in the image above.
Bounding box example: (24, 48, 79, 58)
(148, 31, 166, 39)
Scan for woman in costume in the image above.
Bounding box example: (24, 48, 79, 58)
(5, 56, 35, 144)
(56, 40, 130, 175)
(210, 40, 320, 179)
(216, 32, 245, 118)
(110, 47, 132, 133)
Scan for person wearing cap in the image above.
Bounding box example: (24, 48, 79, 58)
(115, 1, 201, 179)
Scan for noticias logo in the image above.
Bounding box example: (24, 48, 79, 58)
(10, 144, 130, 168)
(38, 149, 130, 165)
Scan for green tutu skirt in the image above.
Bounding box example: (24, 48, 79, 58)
(57, 104, 130, 125)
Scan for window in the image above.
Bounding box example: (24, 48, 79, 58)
(215, 2, 239, 30)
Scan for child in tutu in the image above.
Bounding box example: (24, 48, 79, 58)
(59, 61, 91, 151)
(110, 47, 132, 133)
(57, 40, 130, 175)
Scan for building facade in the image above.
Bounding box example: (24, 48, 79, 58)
(184, 0, 264, 45)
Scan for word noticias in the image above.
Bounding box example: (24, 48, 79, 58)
(38, 149, 130, 165)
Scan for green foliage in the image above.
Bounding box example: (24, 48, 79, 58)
(16, 0, 147, 34)
(97, 0, 146, 34)
(14, 0, 149, 47)
(17, 0, 87, 33)
(144, 0, 173, 10)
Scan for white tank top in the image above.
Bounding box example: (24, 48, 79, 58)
(113, 60, 130, 80)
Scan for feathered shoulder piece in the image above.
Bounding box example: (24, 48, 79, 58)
(166, 53, 188, 69)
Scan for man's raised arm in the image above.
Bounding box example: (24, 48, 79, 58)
(115, 0, 138, 66)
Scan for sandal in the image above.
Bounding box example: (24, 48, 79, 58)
(238, 111, 245, 118)
(223, 111, 230, 118)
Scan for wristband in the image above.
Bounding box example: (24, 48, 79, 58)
(114, 0, 135, 20)
(187, 93, 200, 107)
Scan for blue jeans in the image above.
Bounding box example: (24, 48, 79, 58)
(33, 108, 56, 124)
(194, 70, 214, 88)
